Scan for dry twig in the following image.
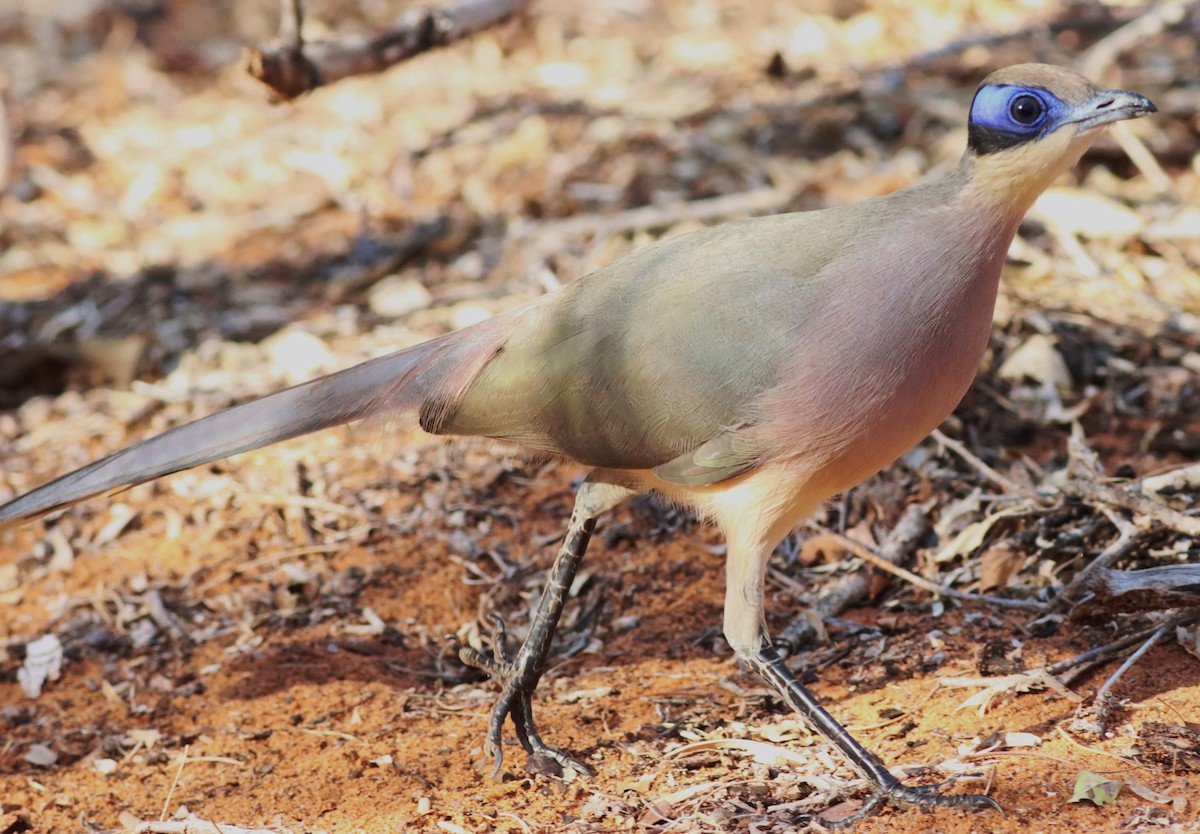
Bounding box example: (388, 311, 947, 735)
(1045, 507, 1142, 615)
(814, 504, 930, 619)
(1043, 431, 1200, 614)
(1093, 622, 1169, 707)
(1073, 621, 1171, 734)
(1046, 614, 1194, 679)
(160, 744, 190, 822)
(1079, 0, 1194, 80)
(1062, 475, 1200, 539)
(931, 429, 1040, 500)
(1108, 122, 1173, 193)
(824, 530, 1043, 611)
(1059, 431, 1200, 539)
(525, 187, 788, 249)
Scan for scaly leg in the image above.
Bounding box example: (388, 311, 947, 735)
(746, 639, 1001, 828)
(460, 475, 636, 776)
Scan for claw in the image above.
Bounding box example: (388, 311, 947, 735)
(815, 783, 1002, 829)
(484, 691, 510, 777)
(452, 479, 631, 785)
(459, 614, 514, 676)
(458, 643, 496, 674)
(461, 624, 591, 779)
(486, 612, 509, 667)
(516, 694, 593, 776)
(882, 779, 1002, 813)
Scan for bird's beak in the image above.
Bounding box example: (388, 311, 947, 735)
(1068, 89, 1157, 131)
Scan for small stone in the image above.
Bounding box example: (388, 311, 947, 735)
(368, 276, 433, 318)
(24, 743, 57, 767)
(262, 329, 337, 384)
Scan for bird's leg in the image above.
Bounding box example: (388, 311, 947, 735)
(745, 637, 1002, 827)
(722, 529, 1000, 826)
(459, 476, 635, 777)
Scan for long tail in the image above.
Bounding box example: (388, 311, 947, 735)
(0, 315, 512, 530)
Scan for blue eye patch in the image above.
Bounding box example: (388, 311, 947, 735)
(968, 85, 1069, 154)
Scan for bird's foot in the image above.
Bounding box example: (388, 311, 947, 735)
(814, 778, 1002, 829)
(458, 614, 592, 778)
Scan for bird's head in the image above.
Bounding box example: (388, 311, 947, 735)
(961, 64, 1156, 214)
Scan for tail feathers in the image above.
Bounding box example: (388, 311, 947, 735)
(0, 315, 512, 530)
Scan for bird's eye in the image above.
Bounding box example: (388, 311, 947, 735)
(1009, 94, 1044, 126)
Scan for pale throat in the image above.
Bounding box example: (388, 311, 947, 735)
(957, 127, 1102, 230)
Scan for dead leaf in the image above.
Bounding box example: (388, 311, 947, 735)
(979, 543, 1023, 591)
(1125, 777, 1181, 806)
(798, 532, 849, 566)
(998, 333, 1072, 390)
(934, 516, 995, 564)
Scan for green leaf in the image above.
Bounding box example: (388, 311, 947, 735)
(1069, 770, 1122, 806)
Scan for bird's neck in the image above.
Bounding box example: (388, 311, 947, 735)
(952, 129, 1100, 229)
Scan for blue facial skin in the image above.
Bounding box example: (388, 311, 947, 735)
(967, 85, 1069, 154)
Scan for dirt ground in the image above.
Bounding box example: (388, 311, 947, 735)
(2, 1, 1199, 833)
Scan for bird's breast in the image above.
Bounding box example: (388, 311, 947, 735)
(754, 215, 1013, 496)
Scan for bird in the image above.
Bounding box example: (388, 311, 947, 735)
(0, 64, 1156, 826)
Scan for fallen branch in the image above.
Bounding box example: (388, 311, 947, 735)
(1041, 429, 1200, 615)
(1044, 506, 1142, 615)
(247, 0, 532, 100)
(823, 506, 927, 616)
(773, 506, 929, 652)
(1070, 564, 1200, 620)
(1061, 475, 1200, 539)
(931, 429, 1039, 501)
(1046, 614, 1194, 680)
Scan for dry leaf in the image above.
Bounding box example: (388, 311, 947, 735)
(979, 543, 1023, 591)
(998, 333, 1072, 390)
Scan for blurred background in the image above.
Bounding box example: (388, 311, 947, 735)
(1, 0, 1194, 409)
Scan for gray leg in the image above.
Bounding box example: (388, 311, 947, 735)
(744, 638, 1001, 828)
(460, 475, 636, 776)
